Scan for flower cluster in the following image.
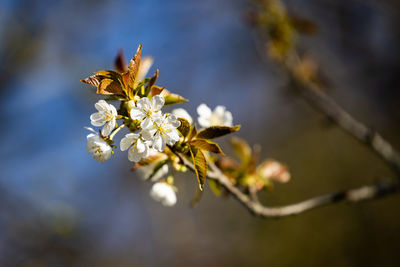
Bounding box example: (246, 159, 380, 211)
(82, 45, 289, 209)
(86, 95, 181, 164)
(121, 95, 181, 162)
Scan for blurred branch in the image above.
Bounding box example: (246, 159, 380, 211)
(179, 153, 400, 218)
(249, 0, 400, 175)
(174, 0, 400, 218)
(284, 56, 400, 176)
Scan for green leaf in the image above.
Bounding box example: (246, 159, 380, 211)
(208, 179, 222, 196)
(148, 86, 187, 105)
(164, 93, 188, 106)
(189, 139, 224, 155)
(177, 118, 191, 137)
(144, 69, 159, 96)
(229, 137, 252, 165)
(189, 147, 207, 191)
(196, 125, 241, 139)
(188, 125, 198, 141)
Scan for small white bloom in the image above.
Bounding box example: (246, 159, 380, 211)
(172, 108, 193, 124)
(130, 95, 164, 129)
(139, 163, 169, 181)
(142, 114, 181, 152)
(90, 100, 118, 136)
(86, 132, 112, 163)
(120, 133, 150, 162)
(150, 182, 177, 206)
(197, 103, 233, 128)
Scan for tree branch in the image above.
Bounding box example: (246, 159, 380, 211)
(180, 155, 400, 218)
(285, 59, 400, 175)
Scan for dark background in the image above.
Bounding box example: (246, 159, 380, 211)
(0, 0, 400, 266)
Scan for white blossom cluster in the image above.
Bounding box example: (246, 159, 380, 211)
(172, 103, 233, 128)
(85, 96, 233, 207)
(86, 95, 181, 163)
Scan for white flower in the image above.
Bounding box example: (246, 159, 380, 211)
(197, 103, 233, 128)
(120, 133, 150, 162)
(172, 108, 193, 124)
(90, 100, 118, 136)
(142, 114, 181, 152)
(139, 163, 169, 181)
(130, 95, 164, 129)
(150, 182, 177, 206)
(86, 131, 112, 163)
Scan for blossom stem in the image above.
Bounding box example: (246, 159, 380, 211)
(110, 123, 127, 140)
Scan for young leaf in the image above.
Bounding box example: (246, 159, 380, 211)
(229, 137, 252, 165)
(164, 93, 188, 106)
(149, 85, 164, 97)
(124, 44, 142, 98)
(177, 117, 191, 137)
(81, 70, 126, 97)
(128, 44, 142, 84)
(188, 125, 198, 141)
(97, 78, 125, 96)
(189, 147, 207, 191)
(144, 69, 159, 96)
(81, 75, 101, 87)
(115, 49, 128, 73)
(189, 139, 224, 155)
(208, 179, 222, 196)
(196, 125, 241, 139)
(149, 87, 188, 105)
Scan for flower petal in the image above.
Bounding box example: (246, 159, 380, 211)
(95, 100, 108, 111)
(166, 129, 180, 144)
(197, 103, 212, 118)
(101, 121, 115, 136)
(214, 106, 226, 117)
(90, 113, 103, 122)
(167, 115, 181, 128)
(172, 108, 193, 124)
(91, 119, 105, 127)
(141, 117, 153, 129)
(142, 128, 157, 141)
(153, 134, 165, 152)
(150, 95, 165, 111)
(130, 108, 145, 120)
(137, 97, 150, 110)
(222, 111, 233, 126)
(136, 138, 146, 153)
(198, 117, 210, 128)
(128, 147, 142, 162)
(120, 133, 139, 151)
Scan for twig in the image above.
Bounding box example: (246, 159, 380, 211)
(180, 155, 400, 218)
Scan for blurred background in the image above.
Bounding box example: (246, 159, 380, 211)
(0, 0, 400, 266)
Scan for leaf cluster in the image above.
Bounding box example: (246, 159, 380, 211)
(81, 44, 188, 105)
